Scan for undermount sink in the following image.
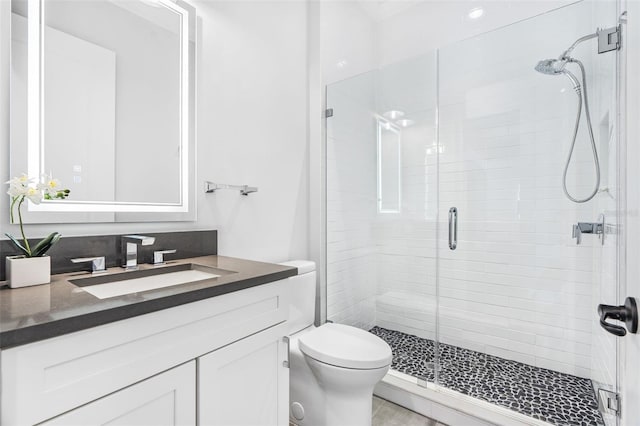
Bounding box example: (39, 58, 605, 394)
(70, 263, 236, 299)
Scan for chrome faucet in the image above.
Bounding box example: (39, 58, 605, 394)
(121, 235, 156, 270)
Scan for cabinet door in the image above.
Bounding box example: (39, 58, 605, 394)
(41, 361, 196, 426)
(198, 323, 289, 426)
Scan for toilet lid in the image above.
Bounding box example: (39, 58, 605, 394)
(298, 323, 392, 369)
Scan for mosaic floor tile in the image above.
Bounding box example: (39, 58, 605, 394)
(370, 326, 604, 426)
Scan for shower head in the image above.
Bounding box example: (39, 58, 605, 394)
(534, 58, 567, 75)
(535, 58, 581, 90)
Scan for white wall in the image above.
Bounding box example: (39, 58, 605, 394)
(193, 1, 309, 261)
(320, 1, 377, 85)
(0, 1, 309, 263)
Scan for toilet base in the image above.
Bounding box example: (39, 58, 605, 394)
(289, 332, 389, 426)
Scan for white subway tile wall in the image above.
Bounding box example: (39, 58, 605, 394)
(327, 0, 618, 388)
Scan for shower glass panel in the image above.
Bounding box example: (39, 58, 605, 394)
(437, 1, 619, 424)
(325, 1, 621, 424)
(326, 54, 439, 382)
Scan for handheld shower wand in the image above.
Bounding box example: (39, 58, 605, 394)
(534, 29, 608, 203)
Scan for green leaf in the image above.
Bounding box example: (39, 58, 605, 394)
(31, 232, 62, 257)
(4, 233, 30, 257)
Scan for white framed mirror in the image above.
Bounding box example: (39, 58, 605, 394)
(10, 0, 196, 223)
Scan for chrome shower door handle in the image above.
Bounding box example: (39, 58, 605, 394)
(448, 207, 458, 250)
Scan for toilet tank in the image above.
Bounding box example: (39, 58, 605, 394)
(280, 260, 316, 335)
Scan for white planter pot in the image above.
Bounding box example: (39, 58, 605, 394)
(6, 255, 51, 288)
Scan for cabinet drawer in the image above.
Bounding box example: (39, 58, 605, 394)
(2, 279, 288, 425)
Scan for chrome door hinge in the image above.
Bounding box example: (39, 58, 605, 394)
(598, 25, 621, 54)
(282, 336, 290, 369)
(598, 388, 620, 417)
(325, 108, 334, 118)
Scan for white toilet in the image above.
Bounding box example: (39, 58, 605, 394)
(281, 260, 392, 426)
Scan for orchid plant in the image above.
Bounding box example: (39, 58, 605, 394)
(6, 174, 70, 258)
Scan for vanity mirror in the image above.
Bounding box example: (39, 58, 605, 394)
(9, 0, 196, 223)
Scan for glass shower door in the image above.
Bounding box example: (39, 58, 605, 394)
(369, 54, 440, 383)
(436, 1, 620, 424)
(325, 53, 440, 384)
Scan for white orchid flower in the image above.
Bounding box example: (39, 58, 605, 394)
(46, 178, 60, 190)
(39, 173, 61, 193)
(7, 182, 28, 197)
(5, 173, 70, 257)
(6, 174, 32, 196)
(25, 186, 43, 204)
(5, 173, 32, 186)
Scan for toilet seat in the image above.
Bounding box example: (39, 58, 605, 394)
(298, 323, 392, 370)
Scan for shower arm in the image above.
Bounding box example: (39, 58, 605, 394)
(560, 31, 598, 59)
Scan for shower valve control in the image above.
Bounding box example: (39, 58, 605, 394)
(572, 214, 605, 245)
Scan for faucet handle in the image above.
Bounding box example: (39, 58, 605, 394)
(572, 224, 583, 245)
(71, 256, 107, 274)
(572, 215, 606, 246)
(153, 249, 177, 266)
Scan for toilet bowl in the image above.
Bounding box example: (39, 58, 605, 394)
(281, 261, 392, 426)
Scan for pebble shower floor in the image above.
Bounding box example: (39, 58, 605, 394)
(369, 326, 604, 426)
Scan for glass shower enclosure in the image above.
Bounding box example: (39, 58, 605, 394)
(325, 2, 623, 425)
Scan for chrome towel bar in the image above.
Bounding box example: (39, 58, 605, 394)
(204, 181, 258, 196)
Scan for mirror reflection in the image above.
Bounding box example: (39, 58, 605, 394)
(377, 119, 401, 214)
(10, 0, 195, 222)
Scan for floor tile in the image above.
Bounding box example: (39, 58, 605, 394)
(372, 396, 441, 426)
(370, 326, 604, 426)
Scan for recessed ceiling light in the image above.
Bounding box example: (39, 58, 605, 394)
(336, 60, 348, 69)
(383, 110, 404, 120)
(467, 7, 484, 20)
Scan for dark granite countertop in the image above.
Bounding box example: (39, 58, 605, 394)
(0, 255, 297, 349)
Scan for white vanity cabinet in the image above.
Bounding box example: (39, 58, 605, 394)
(40, 362, 197, 426)
(1, 279, 290, 426)
(199, 323, 289, 426)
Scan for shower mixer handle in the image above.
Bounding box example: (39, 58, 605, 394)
(572, 223, 603, 245)
(572, 214, 605, 245)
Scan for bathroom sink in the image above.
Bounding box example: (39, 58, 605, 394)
(70, 263, 236, 299)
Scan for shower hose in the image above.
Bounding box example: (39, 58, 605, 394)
(563, 58, 601, 203)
